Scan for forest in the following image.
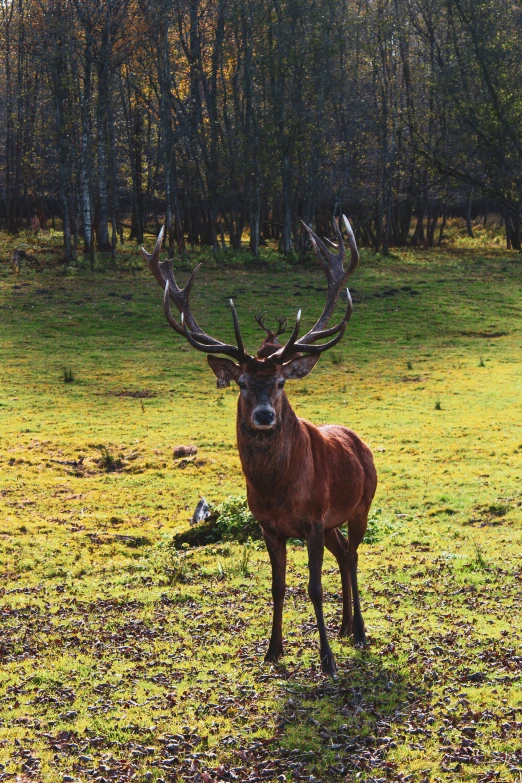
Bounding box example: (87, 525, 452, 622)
(0, 0, 521, 260)
(1, 1, 522, 781)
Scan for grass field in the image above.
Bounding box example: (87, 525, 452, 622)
(0, 230, 521, 783)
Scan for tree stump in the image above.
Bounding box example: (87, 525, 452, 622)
(11, 249, 26, 274)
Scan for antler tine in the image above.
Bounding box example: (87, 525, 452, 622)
(342, 214, 359, 278)
(270, 310, 302, 362)
(229, 299, 247, 360)
(275, 316, 288, 336)
(273, 289, 352, 361)
(142, 227, 216, 342)
(179, 312, 248, 360)
(254, 312, 271, 334)
(140, 225, 165, 288)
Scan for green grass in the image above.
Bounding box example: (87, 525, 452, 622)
(0, 230, 521, 782)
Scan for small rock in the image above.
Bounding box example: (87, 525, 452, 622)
(63, 776, 75, 782)
(173, 444, 198, 458)
(467, 672, 486, 683)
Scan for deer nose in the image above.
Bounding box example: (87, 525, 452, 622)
(253, 407, 276, 427)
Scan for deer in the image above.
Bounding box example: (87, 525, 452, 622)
(254, 313, 288, 358)
(141, 216, 377, 676)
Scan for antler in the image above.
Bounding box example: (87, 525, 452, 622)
(271, 215, 358, 362)
(142, 227, 252, 363)
(254, 313, 271, 335)
(142, 217, 358, 366)
(255, 313, 288, 337)
(275, 316, 288, 336)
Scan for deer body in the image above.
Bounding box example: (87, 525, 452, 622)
(142, 215, 377, 676)
(239, 413, 376, 541)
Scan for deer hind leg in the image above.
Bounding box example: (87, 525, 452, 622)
(324, 528, 353, 637)
(347, 512, 368, 647)
(263, 532, 287, 662)
(307, 523, 337, 676)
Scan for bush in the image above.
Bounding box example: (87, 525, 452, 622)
(96, 445, 124, 472)
(363, 509, 395, 544)
(172, 494, 261, 549)
(214, 495, 260, 541)
(174, 496, 397, 549)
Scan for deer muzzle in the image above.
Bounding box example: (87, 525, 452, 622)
(252, 406, 276, 429)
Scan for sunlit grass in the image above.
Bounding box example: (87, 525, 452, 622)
(0, 229, 521, 781)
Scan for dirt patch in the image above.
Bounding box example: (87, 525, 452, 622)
(110, 389, 157, 398)
(460, 330, 508, 338)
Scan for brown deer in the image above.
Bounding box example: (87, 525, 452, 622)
(254, 313, 288, 358)
(141, 216, 377, 676)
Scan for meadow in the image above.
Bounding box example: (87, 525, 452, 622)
(0, 227, 521, 783)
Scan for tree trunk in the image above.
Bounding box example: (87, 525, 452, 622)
(95, 62, 111, 251)
(130, 105, 144, 244)
(280, 154, 293, 254)
(75, 31, 93, 255)
(438, 200, 447, 247)
(465, 188, 474, 238)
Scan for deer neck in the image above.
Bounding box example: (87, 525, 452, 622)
(236, 394, 306, 492)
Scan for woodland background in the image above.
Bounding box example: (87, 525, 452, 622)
(0, 0, 521, 262)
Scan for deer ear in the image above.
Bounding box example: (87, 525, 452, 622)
(207, 356, 242, 388)
(281, 354, 320, 380)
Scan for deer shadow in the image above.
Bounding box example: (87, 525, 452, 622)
(261, 648, 426, 781)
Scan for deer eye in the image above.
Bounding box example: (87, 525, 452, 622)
(238, 380, 247, 390)
(277, 379, 285, 388)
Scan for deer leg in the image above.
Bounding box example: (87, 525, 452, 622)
(263, 532, 287, 662)
(347, 514, 368, 646)
(325, 528, 353, 637)
(307, 524, 337, 676)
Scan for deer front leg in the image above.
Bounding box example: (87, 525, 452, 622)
(307, 523, 337, 676)
(263, 531, 287, 662)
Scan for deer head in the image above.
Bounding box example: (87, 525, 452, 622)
(255, 314, 288, 358)
(141, 216, 359, 431)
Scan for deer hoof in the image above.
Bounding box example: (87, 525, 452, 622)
(339, 621, 353, 638)
(264, 645, 283, 662)
(321, 652, 338, 677)
(353, 619, 368, 647)
(353, 631, 368, 647)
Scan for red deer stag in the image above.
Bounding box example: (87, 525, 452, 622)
(255, 313, 288, 358)
(141, 217, 377, 676)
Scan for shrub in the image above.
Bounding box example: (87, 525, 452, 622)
(363, 509, 395, 544)
(153, 539, 193, 584)
(214, 495, 260, 542)
(96, 445, 124, 472)
(172, 494, 261, 548)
